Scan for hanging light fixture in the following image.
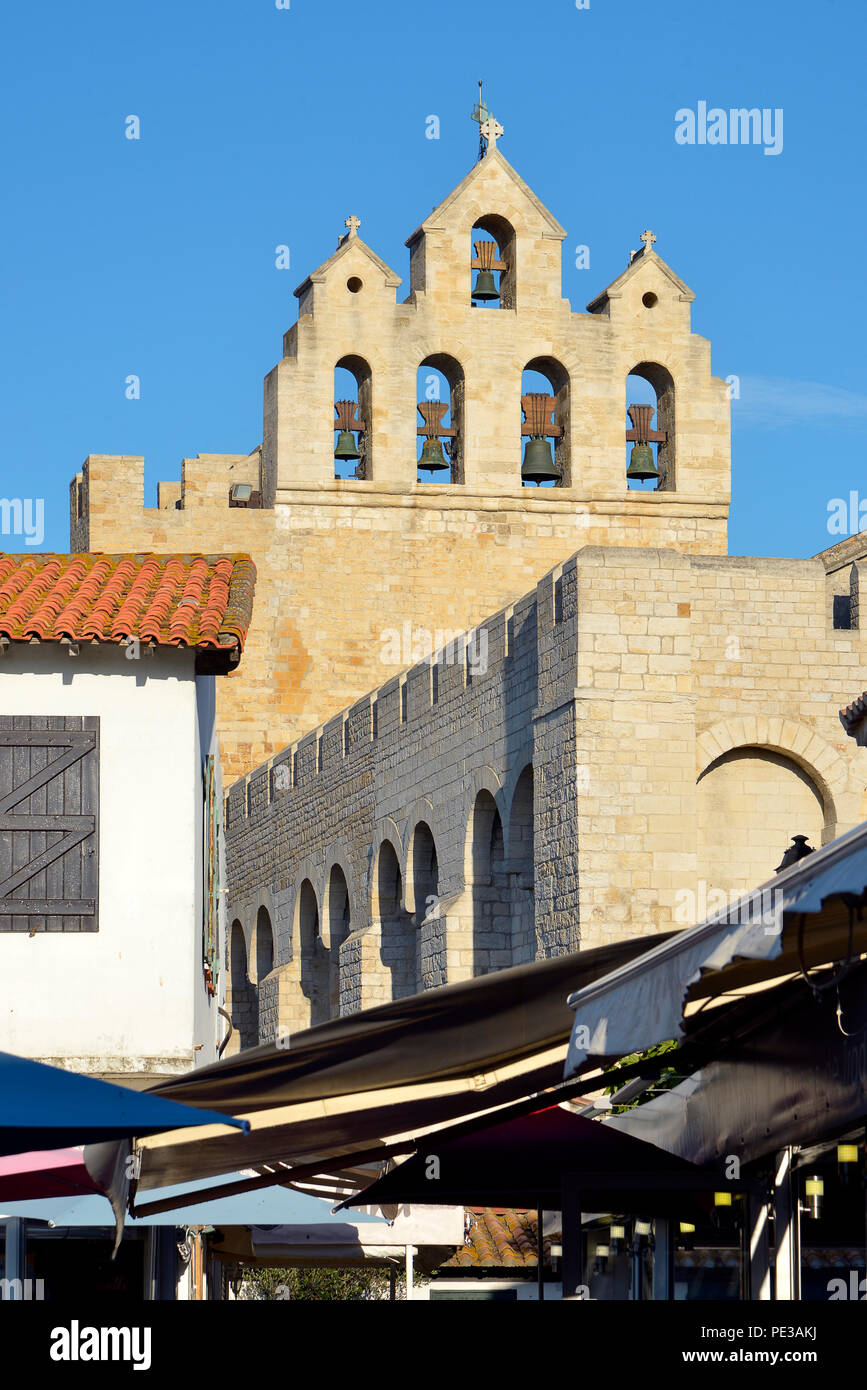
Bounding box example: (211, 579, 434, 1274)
(631, 1217, 653, 1255)
(712, 1190, 735, 1230)
(678, 1221, 696, 1252)
(803, 1175, 824, 1221)
(609, 1223, 626, 1256)
(837, 1143, 861, 1184)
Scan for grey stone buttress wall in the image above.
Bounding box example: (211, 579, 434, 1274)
(224, 554, 578, 1036)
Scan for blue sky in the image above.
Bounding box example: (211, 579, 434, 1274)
(1, 0, 865, 555)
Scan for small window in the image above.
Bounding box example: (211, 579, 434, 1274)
(833, 594, 852, 630)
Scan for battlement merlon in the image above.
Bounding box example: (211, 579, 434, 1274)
(69, 450, 267, 551)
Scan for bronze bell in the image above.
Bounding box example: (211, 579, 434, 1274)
(334, 429, 361, 462)
(521, 436, 560, 485)
(626, 442, 659, 482)
(471, 268, 499, 302)
(418, 438, 449, 473)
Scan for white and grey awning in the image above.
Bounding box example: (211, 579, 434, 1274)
(565, 819, 867, 1079)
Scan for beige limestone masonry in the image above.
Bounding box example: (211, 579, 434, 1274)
(225, 546, 867, 1039)
(70, 150, 731, 783)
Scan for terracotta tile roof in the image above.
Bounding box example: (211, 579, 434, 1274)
(0, 553, 256, 666)
(443, 1208, 553, 1269)
(840, 691, 867, 734)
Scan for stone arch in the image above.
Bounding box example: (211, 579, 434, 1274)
(254, 905, 274, 984)
(227, 919, 257, 1054)
(506, 763, 535, 878)
(370, 823, 407, 916)
(325, 861, 352, 1015)
(461, 767, 504, 886)
(626, 361, 676, 492)
(407, 819, 444, 990)
(467, 789, 509, 976)
(296, 877, 329, 1027)
(696, 716, 848, 838)
(417, 353, 465, 485)
(407, 820, 439, 919)
(253, 906, 276, 1045)
(521, 356, 571, 488)
(402, 798, 449, 906)
(697, 747, 826, 900)
(373, 836, 415, 999)
(505, 762, 536, 964)
(470, 213, 516, 309)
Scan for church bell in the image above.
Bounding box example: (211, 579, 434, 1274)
(334, 429, 361, 462)
(626, 442, 659, 482)
(418, 439, 450, 473)
(471, 268, 500, 302)
(521, 436, 560, 485)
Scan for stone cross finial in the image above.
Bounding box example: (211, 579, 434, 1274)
(479, 116, 503, 150)
(345, 215, 361, 237)
(640, 229, 657, 253)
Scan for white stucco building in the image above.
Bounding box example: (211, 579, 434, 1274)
(0, 551, 256, 1085)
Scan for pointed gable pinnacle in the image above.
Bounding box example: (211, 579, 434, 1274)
(294, 229, 402, 300)
(586, 234, 695, 314)
(404, 147, 566, 246)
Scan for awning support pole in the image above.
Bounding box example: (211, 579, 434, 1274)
(561, 1174, 583, 1299)
(405, 1245, 415, 1302)
(652, 1218, 672, 1301)
(537, 1205, 544, 1302)
(748, 1188, 772, 1299)
(2, 1219, 25, 1299)
(630, 1242, 643, 1301)
(774, 1147, 801, 1300)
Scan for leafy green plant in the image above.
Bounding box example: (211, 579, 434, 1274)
(231, 1263, 408, 1301)
(602, 1039, 685, 1113)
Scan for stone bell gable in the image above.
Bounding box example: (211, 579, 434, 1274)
(70, 144, 733, 780)
(262, 144, 731, 501)
(403, 146, 567, 308)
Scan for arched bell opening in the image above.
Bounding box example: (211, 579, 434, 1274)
(416, 354, 464, 484)
(521, 359, 569, 488)
(470, 214, 515, 310)
(334, 355, 372, 481)
(298, 879, 329, 1026)
(626, 363, 675, 492)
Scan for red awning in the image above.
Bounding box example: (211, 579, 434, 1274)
(0, 1148, 104, 1202)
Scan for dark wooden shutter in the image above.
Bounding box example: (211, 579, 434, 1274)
(0, 716, 99, 932)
